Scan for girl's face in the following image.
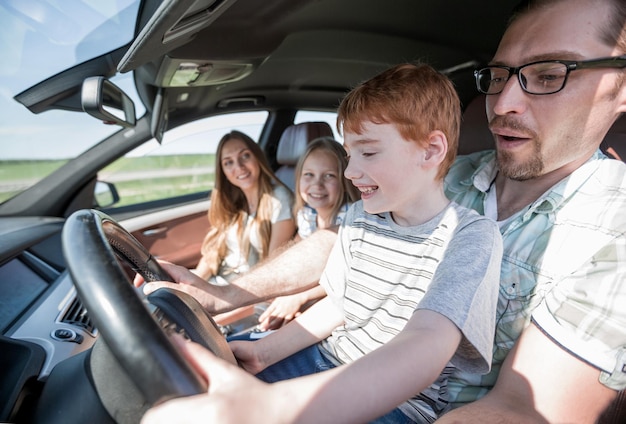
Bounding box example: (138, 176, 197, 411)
(220, 138, 261, 194)
(299, 149, 342, 216)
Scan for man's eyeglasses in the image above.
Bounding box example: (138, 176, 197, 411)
(475, 55, 626, 95)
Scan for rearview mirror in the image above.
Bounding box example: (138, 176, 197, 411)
(81, 77, 136, 128)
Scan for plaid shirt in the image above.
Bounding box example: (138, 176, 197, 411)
(444, 150, 626, 407)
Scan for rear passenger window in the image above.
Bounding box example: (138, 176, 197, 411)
(294, 110, 342, 143)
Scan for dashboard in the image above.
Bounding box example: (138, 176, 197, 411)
(0, 217, 98, 420)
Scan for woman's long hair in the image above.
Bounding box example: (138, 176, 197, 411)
(293, 137, 360, 225)
(198, 130, 291, 279)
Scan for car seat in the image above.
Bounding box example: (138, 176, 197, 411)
(274, 122, 334, 190)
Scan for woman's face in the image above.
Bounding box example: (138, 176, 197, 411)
(220, 137, 261, 195)
(299, 149, 342, 216)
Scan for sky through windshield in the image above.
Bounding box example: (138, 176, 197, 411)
(0, 0, 142, 160)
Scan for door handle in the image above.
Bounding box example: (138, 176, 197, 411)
(142, 227, 168, 237)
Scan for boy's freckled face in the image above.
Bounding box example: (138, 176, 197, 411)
(343, 121, 424, 219)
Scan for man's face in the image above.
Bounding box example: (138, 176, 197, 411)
(486, 0, 626, 181)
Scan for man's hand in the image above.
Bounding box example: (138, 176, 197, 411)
(133, 261, 235, 314)
(141, 336, 280, 424)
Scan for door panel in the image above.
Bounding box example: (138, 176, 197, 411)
(121, 200, 210, 270)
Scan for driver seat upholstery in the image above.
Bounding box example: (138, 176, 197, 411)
(275, 121, 334, 190)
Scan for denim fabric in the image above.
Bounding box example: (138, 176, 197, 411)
(255, 344, 336, 382)
(255, 344, 414, 423)
(369, 408, 415, 424)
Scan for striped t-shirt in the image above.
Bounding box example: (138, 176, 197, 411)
(319, 200, 502, 422)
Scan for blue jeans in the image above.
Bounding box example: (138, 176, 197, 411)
(252, 343, 415, 423)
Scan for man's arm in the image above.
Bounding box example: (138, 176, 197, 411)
(140, 228, 337, 314)
(436, 322, 618, 423)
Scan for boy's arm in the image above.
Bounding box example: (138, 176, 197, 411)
(140, 228, 337, 314)
(435, 322, 618, 424)
(286, 309, 461, 424)
(240, 296, 344, 371)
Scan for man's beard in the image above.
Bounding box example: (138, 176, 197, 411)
(490, 115, 544, 181)
(496, 141, 544, 181)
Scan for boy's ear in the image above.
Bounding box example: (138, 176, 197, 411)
(422, 130, 448, 167)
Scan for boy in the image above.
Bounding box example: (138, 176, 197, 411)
(222, 63, 503, 423)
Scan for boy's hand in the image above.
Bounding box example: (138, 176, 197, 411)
(229, 340, 267, 375)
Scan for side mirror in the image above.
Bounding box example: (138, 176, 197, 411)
(82, 77, 136, 128)
(94, 181, 121, 208)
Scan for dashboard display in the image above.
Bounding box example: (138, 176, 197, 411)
(0, 258, 48, 333)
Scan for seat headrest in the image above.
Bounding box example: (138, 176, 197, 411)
(458, 95, 494, 155)
(601, 114, 626, 161)
(276, 122, 334, 166)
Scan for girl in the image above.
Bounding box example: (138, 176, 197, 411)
(195, 130, 296, 285)
(257, 137, 359, 330)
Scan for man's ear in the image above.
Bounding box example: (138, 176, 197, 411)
(423, 130, 448, 168)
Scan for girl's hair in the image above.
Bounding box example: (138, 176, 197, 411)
(293, 137, 360, 224)
(199, 130, 290, 278)
(337, 63, 461, 181)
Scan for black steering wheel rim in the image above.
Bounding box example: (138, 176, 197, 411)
(62, 209, 229, 405)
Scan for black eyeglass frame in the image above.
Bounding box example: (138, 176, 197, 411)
(474, 55, 626, 95)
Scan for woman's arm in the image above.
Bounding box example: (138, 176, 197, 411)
(267, 218, 296, 255)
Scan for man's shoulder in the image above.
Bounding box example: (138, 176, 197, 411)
(446, 150, 496, 189)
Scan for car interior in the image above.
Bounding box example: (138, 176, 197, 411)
(0, 0, 624, 423)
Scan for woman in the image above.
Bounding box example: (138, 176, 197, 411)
(195, 130, 295, 285)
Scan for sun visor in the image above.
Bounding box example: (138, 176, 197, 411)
(118, 0, 238, 73)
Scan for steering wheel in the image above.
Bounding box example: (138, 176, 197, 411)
(62, 209, 236, 407)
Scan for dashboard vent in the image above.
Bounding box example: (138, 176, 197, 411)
(61, 297, 96, 335)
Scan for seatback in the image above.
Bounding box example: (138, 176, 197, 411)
(601, 113, 626, 161)
(274, 121, 334, 190)
(458, 94, 626, 162)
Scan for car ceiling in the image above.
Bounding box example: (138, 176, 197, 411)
(15, 0, 520, 131)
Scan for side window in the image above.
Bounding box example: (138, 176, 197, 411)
(294, 110, 342, 143)
(98, 111, 268, 212)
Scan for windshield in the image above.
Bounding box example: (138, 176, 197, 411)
(0, 0, 143, 203)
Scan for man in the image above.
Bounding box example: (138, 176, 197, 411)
(139, 0, 626, 421)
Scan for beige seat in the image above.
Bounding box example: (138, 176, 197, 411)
(458, 94, 626, 162)
(274, 122, 334, 190)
